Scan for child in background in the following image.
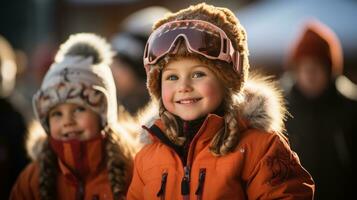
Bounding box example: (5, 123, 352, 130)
(10, 33, 133, 200)
(127, 3, 314, 200)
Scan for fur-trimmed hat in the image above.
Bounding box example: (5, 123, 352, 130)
(287, 19, 343, 77)
(146, 3, 250, 101)
(33, 33, 117, 133)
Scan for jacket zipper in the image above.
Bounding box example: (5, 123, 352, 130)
(157, 171, 168, 200)
(195, 168, 206, 200)
(181, 166, 191, 199)
(181, 121, 191, 200)
(180, 120, 207, 200)
(76, 180, 84, 200)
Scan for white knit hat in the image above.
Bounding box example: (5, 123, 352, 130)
(33, 33, 117, 133)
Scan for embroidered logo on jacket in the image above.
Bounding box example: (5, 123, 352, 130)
(265, 145, 300, 186)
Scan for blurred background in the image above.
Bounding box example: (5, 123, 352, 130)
(1, 0, 356, 199)
(1, 0, 357, 114)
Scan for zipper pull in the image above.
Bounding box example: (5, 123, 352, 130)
(157, 172, 168, 199)
(181, 166, 190, 196)
(195, 168, 206, 198)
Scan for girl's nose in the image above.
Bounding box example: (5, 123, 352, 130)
(63, 113, 75, 127)
(178, 78, 193, 93)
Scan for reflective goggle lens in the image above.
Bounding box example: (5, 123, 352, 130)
(144, 20, 240, 74)
(146, 20, 222, 63)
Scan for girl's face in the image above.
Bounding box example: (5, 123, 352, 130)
(161, 57, 224, 121)
(49, 103, 101, 141)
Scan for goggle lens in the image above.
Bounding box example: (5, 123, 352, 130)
(144, 20, 240, 74)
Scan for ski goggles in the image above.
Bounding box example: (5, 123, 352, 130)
(143, 19, 240, 74)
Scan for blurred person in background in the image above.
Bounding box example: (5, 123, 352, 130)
(282, 19, 357, 199)
(110, 6, 170, 118)
(0, 34, 28, 199)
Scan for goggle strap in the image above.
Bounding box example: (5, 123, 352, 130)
(234, 51, 241, 74)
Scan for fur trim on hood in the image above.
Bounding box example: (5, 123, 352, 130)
(140, 73, 288, 144)
(237, 74, 287, 134)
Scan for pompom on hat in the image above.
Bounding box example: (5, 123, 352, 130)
(33, 33, 117, 133)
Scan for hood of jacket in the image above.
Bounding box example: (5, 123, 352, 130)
(286, 19, 343, 78)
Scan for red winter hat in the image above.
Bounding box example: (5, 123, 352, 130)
(287, 19, 343, 77)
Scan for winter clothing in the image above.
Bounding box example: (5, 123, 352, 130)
(33, 33, 117, 132)
(10, 134, 116, 200)
(286, 83, 355, 200)
(10, 33, 134, 200)
(284, 19, 356, 199)
(129, 3, 315, 199)
(127, 78, 315, 200)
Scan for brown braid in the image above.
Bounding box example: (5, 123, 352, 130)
(219, 108, 240, 155)
(209, 97, 242, 156)
(39, 139, 58, 200)
(105, 127, 134, 200)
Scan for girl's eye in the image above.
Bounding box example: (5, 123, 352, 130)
(192, 71, 206, 78)
(49, 111, 62, 118)
(75, 106, 86, 112)
(166, 74, 178, 81)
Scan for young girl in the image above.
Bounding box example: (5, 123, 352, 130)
(10, 33, 133, 200)
(127, 3, 315, 200)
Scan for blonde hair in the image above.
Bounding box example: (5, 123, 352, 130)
(38, 127, 133, 200)
(147, 3, 250, 156)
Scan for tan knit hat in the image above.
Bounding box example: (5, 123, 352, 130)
(33, 33, 117, 133)
(146, 3, 250, 101)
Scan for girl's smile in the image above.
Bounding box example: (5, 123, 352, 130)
(175, 97, 202, 104)
(61, 130, 83, 140)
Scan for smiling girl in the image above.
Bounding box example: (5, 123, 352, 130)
(127, 3, 315, 200)
(10, 33, 133, 200)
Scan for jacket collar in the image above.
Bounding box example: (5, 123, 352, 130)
(145, 114, 234, 146)
(49, 134, 105, 180)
